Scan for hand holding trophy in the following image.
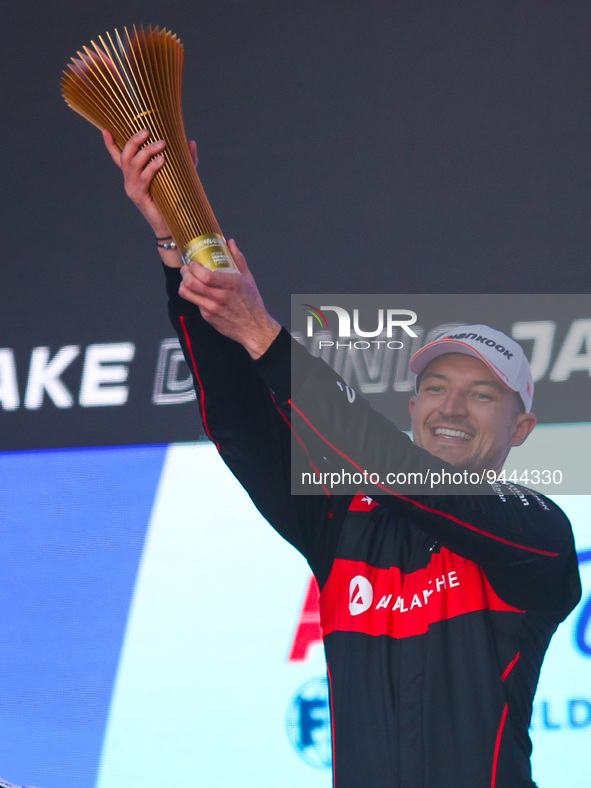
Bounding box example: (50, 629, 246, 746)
(61, 26, 236, 272)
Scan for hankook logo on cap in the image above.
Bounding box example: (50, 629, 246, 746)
(349, 575, 373, 616)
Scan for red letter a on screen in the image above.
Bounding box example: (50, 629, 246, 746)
(288, 575, 323, 662)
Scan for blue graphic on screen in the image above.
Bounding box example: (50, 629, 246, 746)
(286, 677, 331, 769)
(575, 549, 591, 656)
(0, 445, 588, 788)
(0, 446, 167, 788)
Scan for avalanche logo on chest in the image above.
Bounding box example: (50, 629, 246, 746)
(321, 548, 523, 639)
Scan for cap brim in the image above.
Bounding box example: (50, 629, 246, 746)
(409, 340, 516, 391)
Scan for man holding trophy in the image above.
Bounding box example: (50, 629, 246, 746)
(102, 126, 579, 788)
(62, 21, 578, 788)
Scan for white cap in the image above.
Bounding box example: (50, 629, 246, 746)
(409, 324, 534, 412)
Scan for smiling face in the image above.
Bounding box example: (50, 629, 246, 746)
(409, 353, 536, 474)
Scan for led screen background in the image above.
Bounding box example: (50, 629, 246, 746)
(0, 441, 589, 788)
(3, 2, 591, 377)
(1, 2, 591, 786)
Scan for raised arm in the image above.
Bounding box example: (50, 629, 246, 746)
(102, 129, 344, 583)
(103, 128, 281, 354)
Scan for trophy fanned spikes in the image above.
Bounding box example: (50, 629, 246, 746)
(61, 26, 236, 271)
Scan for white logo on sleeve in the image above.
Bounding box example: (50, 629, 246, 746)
(336, 380, 356, 403)
(349, 576, 373, 616)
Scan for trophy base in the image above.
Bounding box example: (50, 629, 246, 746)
(183, 234, 237, 271)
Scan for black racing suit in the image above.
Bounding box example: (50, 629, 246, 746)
(165, 266, 581, 788)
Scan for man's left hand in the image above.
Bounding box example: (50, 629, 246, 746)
(179, 239, 281, 359)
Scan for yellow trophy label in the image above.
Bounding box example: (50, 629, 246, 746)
(183, 234, 236, 271)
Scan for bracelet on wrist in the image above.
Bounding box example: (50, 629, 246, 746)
(156, 235, 177, 250)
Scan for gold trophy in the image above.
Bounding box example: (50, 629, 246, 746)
(61, 25, 236, 271)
